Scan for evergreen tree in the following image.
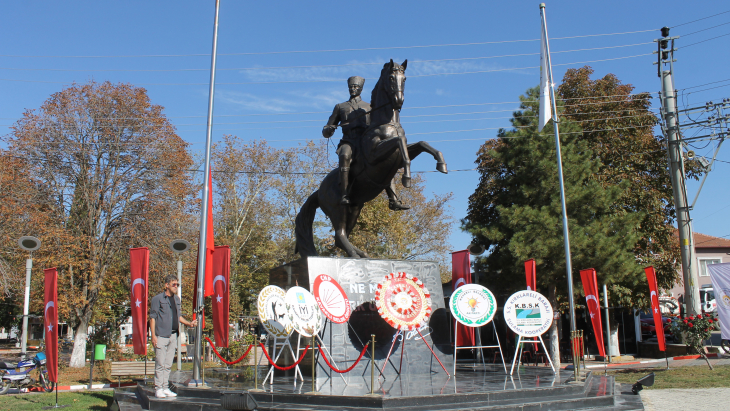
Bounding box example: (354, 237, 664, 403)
(463, 86, 645, 363)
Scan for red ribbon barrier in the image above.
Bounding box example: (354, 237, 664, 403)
(259, 343, 309, 370)
(205, 336, 254, 365)
(317, 343, 369, 374)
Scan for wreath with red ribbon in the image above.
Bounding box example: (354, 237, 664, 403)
(374, 272, 432, 331)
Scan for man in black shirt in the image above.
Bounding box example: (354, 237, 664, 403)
(150, 274, 197, 398)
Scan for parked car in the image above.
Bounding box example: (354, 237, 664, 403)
(700, 287, 716, 313)
(659, 296, 680, 316)
(639, 311, 674, 340)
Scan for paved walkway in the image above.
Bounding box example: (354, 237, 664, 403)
(641, 387, 730, 410)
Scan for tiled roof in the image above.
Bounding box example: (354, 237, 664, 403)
(693, 232, 730, 248)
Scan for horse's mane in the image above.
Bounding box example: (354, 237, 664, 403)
(370, 61, 402, 111)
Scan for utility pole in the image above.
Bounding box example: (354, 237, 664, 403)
(656, 27, 701, 315)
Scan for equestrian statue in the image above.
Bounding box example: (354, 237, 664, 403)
(295, 59, 448, 258)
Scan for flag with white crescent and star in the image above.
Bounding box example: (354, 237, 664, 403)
(579, 268, 606, 357)
(451, 250, 475, 347)
(644, 266, 666, 351)
(130, 247, 149, 355)
(212, 245, 230, 347)
(44, 267, 58, 383)
(524, 259, 536, 291)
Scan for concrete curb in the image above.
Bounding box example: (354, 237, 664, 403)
(561, 353, 720, 369)
(20, 382, 136, 393)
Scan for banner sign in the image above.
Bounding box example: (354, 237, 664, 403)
(43, 267, 58, 383)
(212, 246, 230, 348)
(449, 284, 497, 327)
(313, 274, 351, 324)
(285, 286, 322, 338)
(130, 247, 149, 355)
(503, 290, 553, 337)
(579, 268, 606, 357)
(644, 266, 666, 351)
(257, 285, 292, 338)
(708, 262, 730, 340)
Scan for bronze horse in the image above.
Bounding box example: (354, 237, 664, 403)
(295, 59, 448, 258)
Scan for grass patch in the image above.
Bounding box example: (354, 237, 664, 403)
(0, 391, 113, 410)
(609, 364, 730, 389)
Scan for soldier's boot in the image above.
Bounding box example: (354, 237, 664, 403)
(339, 167, 351, 205)
(386, 182, 409, 211)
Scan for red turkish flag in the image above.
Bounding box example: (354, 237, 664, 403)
(579, 268, 606, 357)
(452, 250, 475, 346)
(130, 247, 149, 355)
(644, 266, 666, 351)
(193, 170, 215, 327)
(43, 268, 58, 383)
(212, 246, 230, 347)
(525, 259, 536, 291)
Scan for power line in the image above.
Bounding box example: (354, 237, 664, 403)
(680, 31, 730, 49)
(0, 29, 656, 59)
(0, 42, 654, 73)
(0, 53, 655, 86)
(0, 94, 659, 124)
(672, 9, 730, 28)
(682, 21, 730, 37)
(2, 112, 659, 133)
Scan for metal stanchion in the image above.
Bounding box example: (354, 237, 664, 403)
(365, 334, 379, 397)
(305, 335, 318, 395)
(250, 336, 263, 392)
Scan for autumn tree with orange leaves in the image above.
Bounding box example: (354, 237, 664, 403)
(4, 81, 197, 367)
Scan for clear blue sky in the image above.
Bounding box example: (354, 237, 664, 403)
(1, 1, 729, 254)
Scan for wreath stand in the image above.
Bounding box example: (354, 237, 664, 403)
(379, 327, 450, 378)
(262, 333, 303, 385)
(453, 320, 507, 375)
(509, 334, 555, 375)
(296, 329, 348, 385)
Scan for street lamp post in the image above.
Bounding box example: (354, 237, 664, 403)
(170, 239, 191, 372)
(18, 236, 41, 358)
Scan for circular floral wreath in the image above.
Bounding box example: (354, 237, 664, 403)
(375, 272, 432, 331)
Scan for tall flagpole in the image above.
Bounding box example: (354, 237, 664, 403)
(539, 3, 579, 380)
(189, 0, 220, 387)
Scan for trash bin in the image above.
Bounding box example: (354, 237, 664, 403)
(94, 344, 106, 361)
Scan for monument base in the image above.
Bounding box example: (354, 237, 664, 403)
(113, 367, 644, 410)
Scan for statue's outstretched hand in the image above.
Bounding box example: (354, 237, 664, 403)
(322, 125, 336, 138)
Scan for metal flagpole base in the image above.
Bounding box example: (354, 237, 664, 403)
(42, 405, 70, 409)
(185, 378, 208, 387)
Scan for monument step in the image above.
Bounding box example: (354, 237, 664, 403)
(131, 374, 642, 411)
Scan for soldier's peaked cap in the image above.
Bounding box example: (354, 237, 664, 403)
(347, 76, 365, 87)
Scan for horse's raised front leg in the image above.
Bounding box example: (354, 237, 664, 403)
(407, 141, 448, 174)
(397, 133, 411, 187)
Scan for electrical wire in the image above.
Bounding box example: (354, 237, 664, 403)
(0, 53, 655, 86)
(0, 42, 654, 73)
(672, 9, 730, 28)
(682, 21, 730, 37)
(0, 29, 657, 59)
(679, 31, 730, 49)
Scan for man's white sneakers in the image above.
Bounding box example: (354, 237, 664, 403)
(163, 388, 177, 397)
(155, 389, 166, 398)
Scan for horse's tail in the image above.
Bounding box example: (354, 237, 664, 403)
(294, 190, 320, 257)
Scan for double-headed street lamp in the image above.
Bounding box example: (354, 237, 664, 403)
(170, 239, 191, 371)
(18, 236, 41, 357)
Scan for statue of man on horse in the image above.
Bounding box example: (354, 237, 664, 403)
(322, 76, 410, 210)
(295, 59, 448, 258)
